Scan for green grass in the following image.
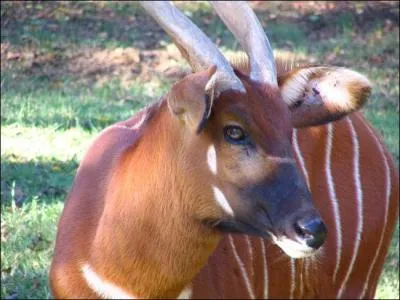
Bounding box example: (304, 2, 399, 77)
(1, 74, 165, 131)
(1, 200, 64, 299)
(1, 2, 398, 299)
(0, 1, 151, 50)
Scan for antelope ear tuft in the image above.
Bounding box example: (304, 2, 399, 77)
(279, 67, 371, 128)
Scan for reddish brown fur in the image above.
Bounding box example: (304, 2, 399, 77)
(49, 59, 398, 299)
(191, 112, 398, 299)
(50, 98, 224, 298)
(49, 68, 295, 298)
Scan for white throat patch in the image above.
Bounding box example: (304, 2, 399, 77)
(177, 285, 193, 299)
(81, 264, 136, 299)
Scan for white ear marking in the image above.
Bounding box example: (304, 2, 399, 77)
(212, 186, 234, 216)
(280, 69, 312, 106)
(280, 67, 371, 110)
(207, 145, 217, 174)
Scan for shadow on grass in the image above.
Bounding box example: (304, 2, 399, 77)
(4, 1, 396, 50)
(1, 1, 168, 50)
(1, 155, 78, 207)
(2, 1, 398, 78)
(1, 1, 398, 124)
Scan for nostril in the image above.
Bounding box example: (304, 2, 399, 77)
(294, 217, 327, 249)
(294, 221, 313, 239)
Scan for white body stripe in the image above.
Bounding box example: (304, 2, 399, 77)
(212, 186, 234, 216)
(293, 129, 309, 298)
(228, 235, 255, 299)
(130, 111, 148, 130)
(207, 145, 217, 174)
(304, 258, 310, 287)
(111, 125, 137, 131)
(260, 238, 268, 299)
(86, 107, 148, 150)
(292, 129, 310, 188)
(358, 116, 391, 298)
(325, 123, 343, 282)
(299, 259, 304, 298)
(81, 264, 136, 299)
(289, 258, 295, 299)
(245, 235, 254, 278)
(337, 118, 363, 298)
(303, 258, 311, 297)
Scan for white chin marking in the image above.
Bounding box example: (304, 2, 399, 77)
(212, 186, 234, 216)
(207, 145, 217, 174)
(271, 236, 317, 259)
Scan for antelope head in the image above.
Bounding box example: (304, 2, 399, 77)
(140, 1, 371, 259)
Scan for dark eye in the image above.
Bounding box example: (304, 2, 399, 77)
(224, 125, 248, 144)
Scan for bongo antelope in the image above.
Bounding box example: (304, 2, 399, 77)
(49, 2, 399, 299)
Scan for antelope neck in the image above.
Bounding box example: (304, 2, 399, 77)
(89, 103, 221, 298)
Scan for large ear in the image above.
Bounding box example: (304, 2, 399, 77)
(167, 65, 218, 134)
(279, 67, 372, 128)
